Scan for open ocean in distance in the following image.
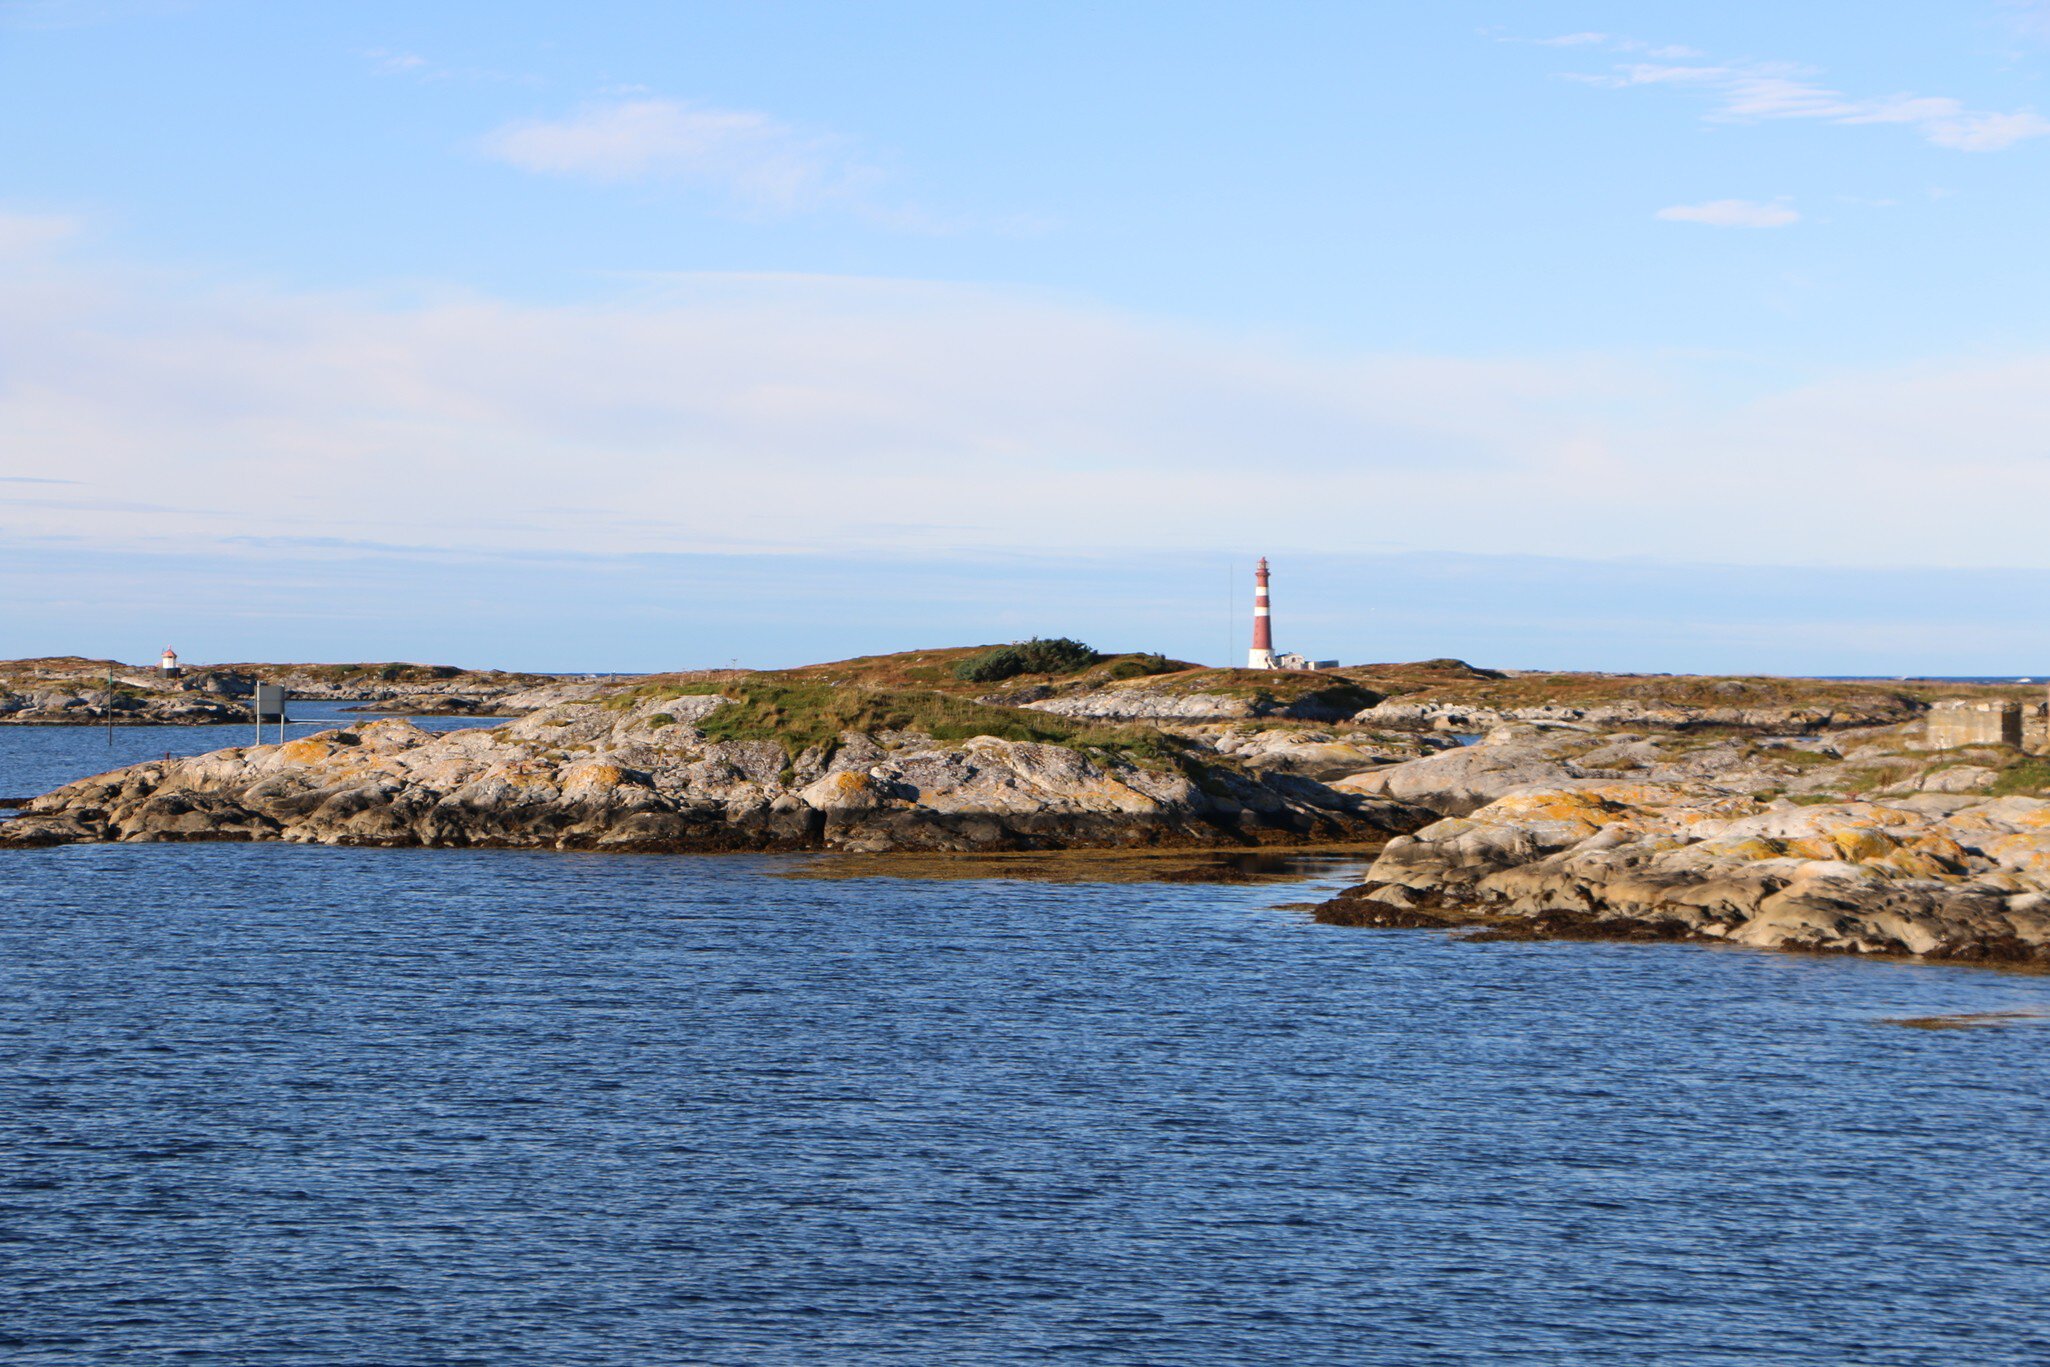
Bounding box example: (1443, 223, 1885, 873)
(4, 712, 2049, 1365)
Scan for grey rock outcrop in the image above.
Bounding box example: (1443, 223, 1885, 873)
(0, 694, 1427, 854)
(1316, 782, 2050, 965)
(0, 685, 252, 726)
(1331, 726, 1591, 815)
(1025, 687, 1367, 723)
(1357, 694, 1920, 733)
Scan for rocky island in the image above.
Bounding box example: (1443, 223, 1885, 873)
(7, 641, 2049, 968)
(0, 648, 1424, 854)
(0, 657, 567, 724)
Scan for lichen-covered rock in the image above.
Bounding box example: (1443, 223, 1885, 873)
(1024, 689, 1362, 722)
(0, 695, 1427, 855)
(1331, 726, 1595, 814)
(1357, 694, 1921, 733)
(1316, 780, 2050, 965)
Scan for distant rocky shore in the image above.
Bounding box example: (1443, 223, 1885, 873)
(0, 658, 574, 725)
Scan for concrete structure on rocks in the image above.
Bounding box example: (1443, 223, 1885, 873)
(1926, 699, 2023, 749)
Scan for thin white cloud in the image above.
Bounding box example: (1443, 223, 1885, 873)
(1656, 199, 1800, 228)
(1491, 29, 1702, 59)
(0, 253, 1661, 562)
(2007, 1, 2050, 40)
(9, 243, 2050, 572)
(360, 46, 535, 85)
(363, 47, 428, 75)
(1567, 42, 2050, 151)
(0, 210, 79, 255)
(482, 97, 878, 214)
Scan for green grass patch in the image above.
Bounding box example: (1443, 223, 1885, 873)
(1990, 757, 2050, 797)
(1751, 745, 1837, 768)
(678, 678, 1189, 770)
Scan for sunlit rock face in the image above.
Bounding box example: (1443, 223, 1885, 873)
(0, 693, 1425, 855)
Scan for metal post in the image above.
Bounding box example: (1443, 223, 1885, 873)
(106, 666, 114, 747)
(253, 683, 286, 746)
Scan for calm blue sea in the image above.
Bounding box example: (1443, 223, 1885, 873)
(4, 723, 2049, 1365)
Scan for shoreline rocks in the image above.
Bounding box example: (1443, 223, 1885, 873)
(0, 687, 254, 726)
(1313, 782, 2050, 967)
(11, 650, 2049, 970)
(0, 661, 592, 726)
(0, 694, 1429, 855)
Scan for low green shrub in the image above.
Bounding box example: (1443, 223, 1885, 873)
(953, 637, 1100, 683)
(1103, 653, 1176, 681)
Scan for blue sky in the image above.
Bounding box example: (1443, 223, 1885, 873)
(4, 1, 2050, 671)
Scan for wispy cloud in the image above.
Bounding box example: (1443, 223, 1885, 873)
(1489, 29, 1701, 59)
(15, 240, 2050, 576)
(360, 46, 535, 85)
(0, 210, 79, 255)
(1564, 40, 2050, 151)
(363, 47, 428, 75)
(481, 97, 881, 215)
(1656, 198, 1800, 228)
(0, 251, 1659, 563)
(2007, 1, 2050, 41)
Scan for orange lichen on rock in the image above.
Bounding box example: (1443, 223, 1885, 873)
(1830, 827, 1897, 863)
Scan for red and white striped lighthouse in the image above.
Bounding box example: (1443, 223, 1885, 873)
(1247, 557, 1278, 670)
